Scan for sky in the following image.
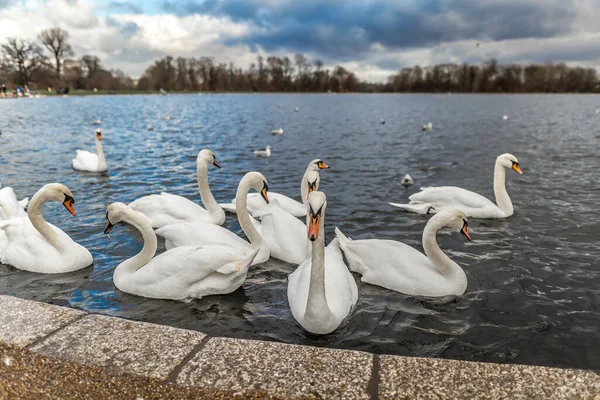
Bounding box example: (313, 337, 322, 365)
(0, 0, 599, 82)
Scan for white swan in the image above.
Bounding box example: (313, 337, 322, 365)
(72, 129, 108, 172)
(0, 183, 92, 273)
(389, 153, 523, 218)
(401, 174, 414, 188)
(288, 191, 357, 335)
(336, 208, 471, 297)
(253, 146, 272, 157)
(104, 202, 259, 301)
(220, 159, 329, 217)
(271, 128, 283, 135)
(129, 149, 225, 228)
(155, 172, 271, 265)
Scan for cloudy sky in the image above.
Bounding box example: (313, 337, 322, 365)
(1, 0, 599, 82)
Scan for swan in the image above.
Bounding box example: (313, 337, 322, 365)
(155, 172, 271, 265)
(335, 208, 471, 297)
(92, 118, 101, 125)
(422, 122, 433, 131)
(288, 191, 357, 334)
(271, 128, 283, 135)
(253, 146, 272, 157)
(104, 202, 259, 301)
(389, 153, 523, 218)
(129, 149, 225, 228)
(220, 159, 329, 217)
(72, 129, 108, 173)
(0, 183, 93, 273)
(0, 186, 28, 220)
(401, 174, 414, 188)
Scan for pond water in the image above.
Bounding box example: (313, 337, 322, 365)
(1, 93, 599, 371)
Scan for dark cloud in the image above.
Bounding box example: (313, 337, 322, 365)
(159, 0, 580, 60)
(108, 1, 143, 14)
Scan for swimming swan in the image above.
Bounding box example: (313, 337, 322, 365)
(0, 183, 92, 273)
(104, 202, 259, 301)
(72, 129, 108, 172)
(129, 149, 225, 228)
(220, 159, 329, 217)
(155, 172, 271, 265)
(389, 153, 523, 218)
(288, 191, 358, 334)
(336, 208, 471, 297)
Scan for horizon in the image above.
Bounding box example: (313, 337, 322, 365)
(1, 0, 599, 83)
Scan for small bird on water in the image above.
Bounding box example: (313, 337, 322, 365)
(401, 174, 414, 188)
(147, 125, 153, 131)
(253, 146, 272, 157)
(380, 118, 385, 124)
(503, 115, 508, 120)
(92, 118, 101, 125)
(271, 128, 283, 135)
(422, 122, 433, 131)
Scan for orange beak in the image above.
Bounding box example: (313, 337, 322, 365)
(63, 199, 76, 216)
(96, 134, 102, 141)
(308, 213, 320, 241)
(317, 161, 330, 169)
(212, 159, 221, 168)
(512, 164, 523, 175)
(260, 185, 270, 204)
(461, 225, 472, 241)
(104, 219, 114, 234)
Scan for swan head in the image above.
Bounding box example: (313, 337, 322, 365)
(305, 171, 320, 199)
(307, 191, 326, 241)
(243, 171, 270, 204)
(41, 183, 76, 216)
(432, 209, 471, 241)
(95, 128, 102, 141)
(309, 159, 330, 171)
(198, 149, 220, 168)
(103, 202, 131, 234)
(497, 153, 523, 175)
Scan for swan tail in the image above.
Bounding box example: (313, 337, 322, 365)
(388, 202, 435, 214)
(334, 227, 352, 253)
(218, 203, 237, 214)
(18, 197, 29, 209)
(217, 247, 260, 274)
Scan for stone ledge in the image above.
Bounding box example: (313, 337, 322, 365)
(1, 294, 598, 399)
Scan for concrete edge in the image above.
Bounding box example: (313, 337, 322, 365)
(0, 294, 598, 399)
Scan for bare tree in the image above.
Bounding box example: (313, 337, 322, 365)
(1, 38, 47, 86)
(38, 28, 73, 77)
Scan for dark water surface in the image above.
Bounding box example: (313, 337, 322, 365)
(1, 94, 599, 370)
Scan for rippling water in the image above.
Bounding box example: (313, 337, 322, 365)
(1, 93, 599, 370)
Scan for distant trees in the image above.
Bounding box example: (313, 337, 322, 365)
(0, 26, 599, 93)
(38, 28, 73, 78)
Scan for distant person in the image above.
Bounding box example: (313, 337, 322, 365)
(1, 84, 6, 96)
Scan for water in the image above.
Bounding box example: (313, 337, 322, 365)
(1, 93, 599, 371)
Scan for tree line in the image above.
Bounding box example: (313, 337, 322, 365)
(1, 27, 598, 93)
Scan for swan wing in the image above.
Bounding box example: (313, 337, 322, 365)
(409, 186, 496, 210)
(0, 187, 27, 218)
(129, 192, 209, 228)
(256, 202, 308, 264)
(156, 222, 251, 251)
(72, 150, 99, 171)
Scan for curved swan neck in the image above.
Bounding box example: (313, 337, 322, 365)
(235, 180, 263, 246)
(300, 167, 310, 205)
(493, 161, 513, 217)
(27, 189, 62, 250)
(114, 209, 157, 282)
(422, 221, 462, 279)
(95, 138, 107, 170)
(196, 162, 220, 213)
(305, 211, 333, 321)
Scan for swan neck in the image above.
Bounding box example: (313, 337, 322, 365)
(27, 190, 62, 250)
(114, 209, 157, 282)
(493, 162, 513, 217)
(305, 213, 332, 320)
(197, 162, 220, 213)
(300, 166, 311, 206)
(235, 180, 263, 246)
(95, 138, 107, 169)
(422, 223, 458, 276)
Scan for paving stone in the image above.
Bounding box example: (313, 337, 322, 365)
(378, 355, 600, 399)
(31, 314, 206, 380)
(0, 295, 84, 347)
(177, 337, 373, 399)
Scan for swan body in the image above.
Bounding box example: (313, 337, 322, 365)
(422, 122, 433, 131)
(155, 172, 271, 265)
(401, 174, 414, 188)
(129, 149, 225, 228)
(0, 183, 92, 273)
(72, 129, 108, 172)
(220, 159, 329, 217)
(104, 202, 258, 301)
(336, 209, 471, 297)
(253, 146, 272, 157)
(288, 191, 357, 335)
(389, 153, 523, 218)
